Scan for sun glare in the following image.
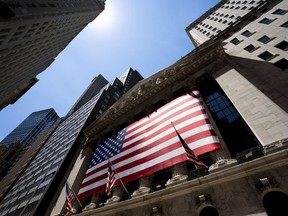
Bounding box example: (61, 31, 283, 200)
(90, 2, 116, 31)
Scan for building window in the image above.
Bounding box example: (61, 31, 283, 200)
(272, 9, 287, 15)
(230, 37, 241, 45)
(259, 18, 274, 24)
(280, 21, 288, 28)
(258, 51, 275, 61)
(258, 35, 272, 44)
(274, 58, 288, 70)
(197, 75, 260, 158)
(275, 41, 288, 51)
(241, 30, 253, 37)
(244, 44, 257, 52)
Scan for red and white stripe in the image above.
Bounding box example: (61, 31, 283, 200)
(78, 90, 221, 199)
(105, 162, 117, 196)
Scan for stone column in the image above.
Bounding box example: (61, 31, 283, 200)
(82, 192, 102, 211)
(165, 162, 188, 187)
(208, 141, 237, 172)
(132, 175, 152, 197)
(105, 185, 125, 205)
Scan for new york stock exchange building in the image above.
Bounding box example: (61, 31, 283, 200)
(50, 1, 288, 216)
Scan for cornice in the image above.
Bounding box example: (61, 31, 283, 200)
(84, 42, 227, 143)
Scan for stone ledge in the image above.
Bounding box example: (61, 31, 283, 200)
(76, 149, 288, 216)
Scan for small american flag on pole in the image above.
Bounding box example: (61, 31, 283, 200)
(78, 90, 221, 199)
(105, 161, 117, 196)
(66, 183, 76, 214)
(172, 122, 208, 169)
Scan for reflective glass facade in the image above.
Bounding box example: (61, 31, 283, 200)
(0, 108, 59, 146)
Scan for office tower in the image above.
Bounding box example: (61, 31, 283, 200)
(0, 0, 106, 110)
(0, 108, 59, 147)
(0, 120, 61, 202)
(57, 1, 287, 216)
(0, 68, 143, 216)
(119, 67, 144, 95)
(185, 0, 264, 47)
(67, 75, 109, 116)
(0, 108, 60, 181)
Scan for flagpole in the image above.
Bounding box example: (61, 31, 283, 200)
(170, 122, 208, 169)
(65, 176, 83, 208)
(108, 160, 129, 194)
(171, 122, 177, 131)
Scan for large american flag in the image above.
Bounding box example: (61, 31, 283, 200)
(78, 90, 221, 199)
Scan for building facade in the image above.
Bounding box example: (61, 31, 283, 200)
(0, 108, 59, 147)
(56, 1, 288, 216)
(0, 68, 143, 216)
(0, 0, 106, 110)
(67, 75, 109, 116)
(0, 108, 59, 183)
(0, 120, 61, 202)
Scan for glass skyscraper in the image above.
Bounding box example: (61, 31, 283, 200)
(0, 108, 59, 147)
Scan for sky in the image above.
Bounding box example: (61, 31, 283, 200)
(0, 0, 219, 141)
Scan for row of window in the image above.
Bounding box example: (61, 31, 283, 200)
(242, 39, 288, 69)
(225, 0, 258, 5)
(231, 17, 288, 45)
(7, 1, 97, 9)
(221, 5, 254, 10)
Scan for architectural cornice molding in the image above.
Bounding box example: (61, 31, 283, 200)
(84, 42, 227, 142)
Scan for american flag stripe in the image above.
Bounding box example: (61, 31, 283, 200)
(80, 135, 217, 189)
(126, 96, 201, 134)
(177, 128, 208, 169)
(66, 183, 75, 214)
(87, 109, 209, 178)
(78, 90, 221, 199)
(126, 97, 201, 134)
(124, 106, 204, 144)
(82, 118, 214, 183)
(106, 163, 117, 196)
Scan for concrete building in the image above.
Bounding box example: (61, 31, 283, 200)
(0, 0, 106, 110)
(55, 1, 288, 216)
(0, 69, 143, 216)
